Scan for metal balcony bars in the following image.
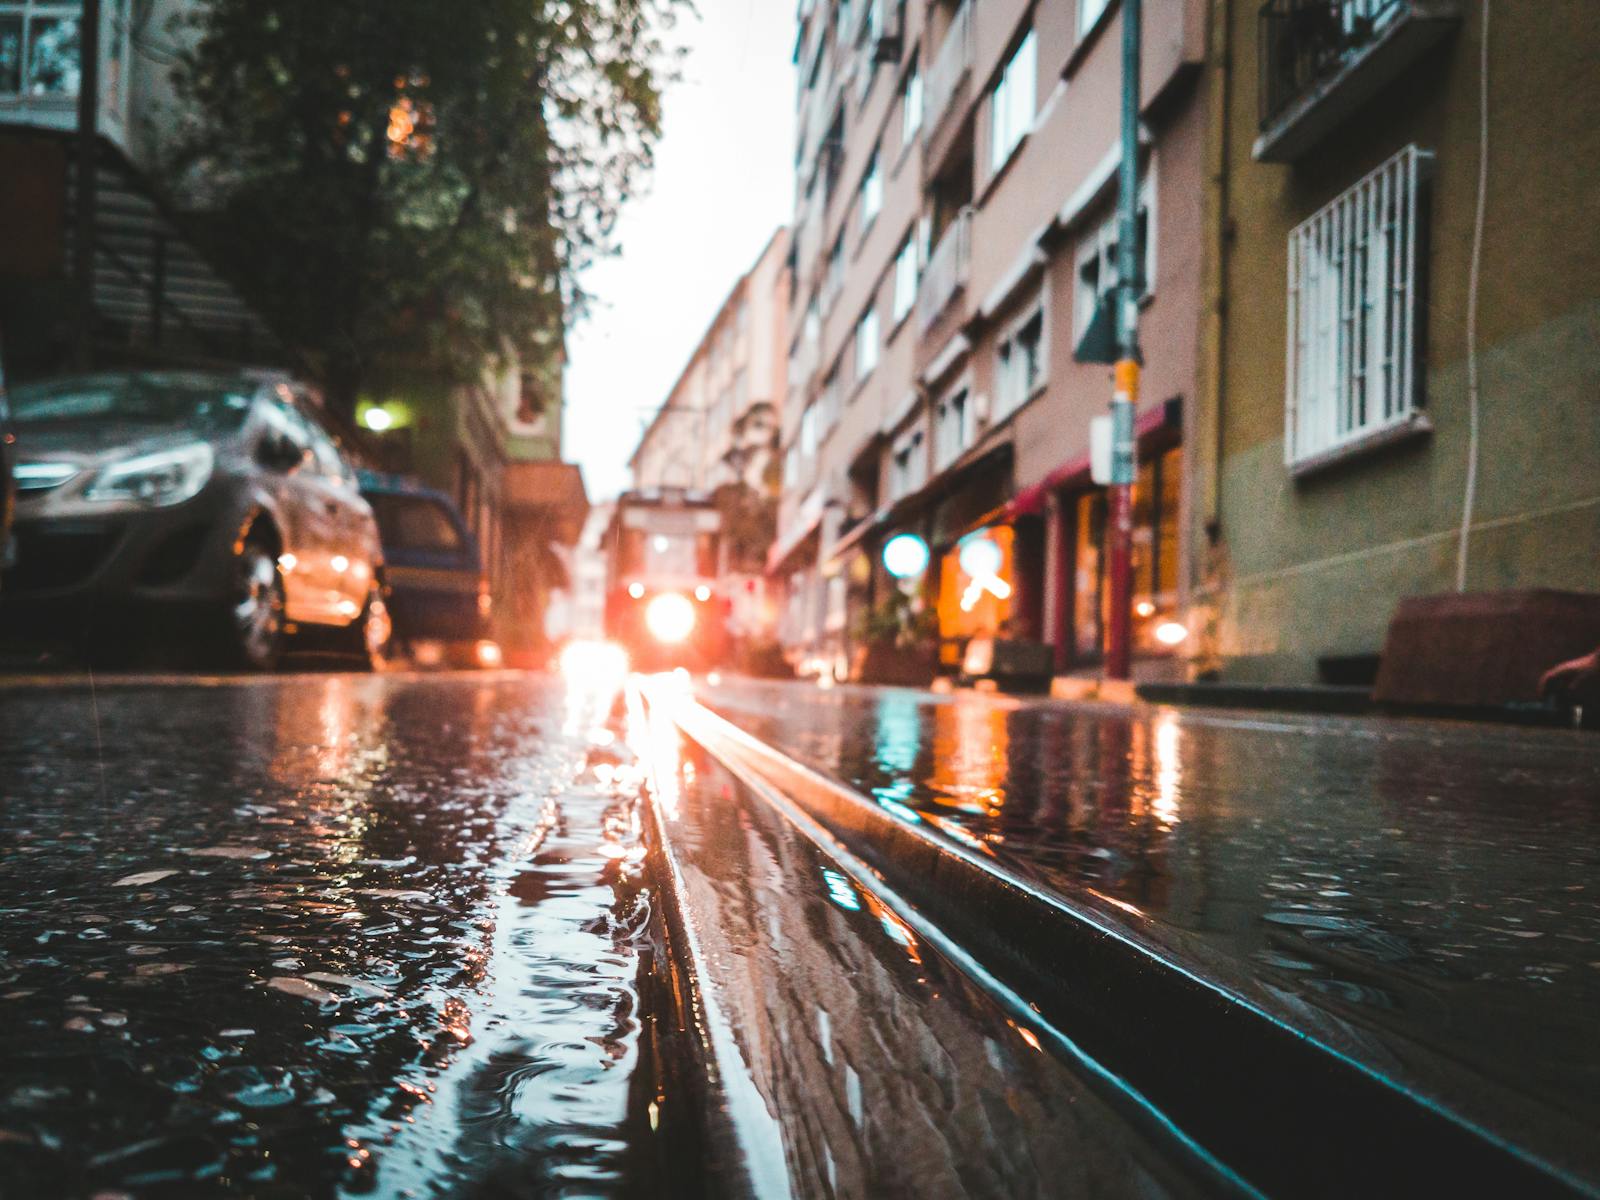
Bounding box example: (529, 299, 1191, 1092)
(916, 207, 973, 333)
(1259, 0, 1408, 129)
(921, 1, 973, 142)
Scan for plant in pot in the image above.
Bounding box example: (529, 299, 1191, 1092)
(854, 589, 939, 686)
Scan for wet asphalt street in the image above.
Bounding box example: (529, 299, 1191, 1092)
(0, 671, 653, 1200)
(4, 669, 1600, 1198)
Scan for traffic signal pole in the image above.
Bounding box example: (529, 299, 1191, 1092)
(1106, 0, 1141, 682)
(72, 0, 102, 370)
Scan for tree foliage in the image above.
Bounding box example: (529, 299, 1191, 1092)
(167, 0, 682, 416)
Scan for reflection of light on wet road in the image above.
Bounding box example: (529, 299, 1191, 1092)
(1154, 712, 1181, 826)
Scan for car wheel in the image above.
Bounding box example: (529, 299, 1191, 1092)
(341, 581, 392, 672)
(228, 541, 286, 671)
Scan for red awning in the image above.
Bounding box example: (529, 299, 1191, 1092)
(1005, 401, 1180, 520)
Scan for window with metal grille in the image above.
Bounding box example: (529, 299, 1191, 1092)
(1285, 144, 1430, 467)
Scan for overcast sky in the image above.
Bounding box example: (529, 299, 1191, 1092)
(562, 1, 798, 502)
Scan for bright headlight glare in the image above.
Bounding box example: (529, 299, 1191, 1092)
(85, 443, 214, 507)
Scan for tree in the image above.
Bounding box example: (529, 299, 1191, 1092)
(166, 0, 681, 419)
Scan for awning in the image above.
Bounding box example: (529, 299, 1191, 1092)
(823, 441, 1014, 570)
(504, 460, 589, 544)
(1007, 398, 1182, 519)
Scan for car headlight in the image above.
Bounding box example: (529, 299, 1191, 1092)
(84, 443, 215, 507)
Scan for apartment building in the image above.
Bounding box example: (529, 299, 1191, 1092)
(1196, 0, 1600, 683)
(773, 0, 1207, 678)
(0, 0, 275, 374)
(630, 228, 790, 637)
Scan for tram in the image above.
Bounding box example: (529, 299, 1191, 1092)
(601, 487, 730, 670)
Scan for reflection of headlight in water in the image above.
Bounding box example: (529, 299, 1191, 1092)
(560, 639, 630, 683)
(645, 593, 696, 644)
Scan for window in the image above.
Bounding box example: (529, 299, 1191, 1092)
(900, 62, 923, 146)
(995, 307, 1045, 419)
(891, 235, 918, 325)
(800, 401, 819, 459)
(369, 496, 465, 555)
(989, 29, 1037, 175)
(935, 387, 973, 467)
(819, 364, 842, 431)
(1075, 177, 1154, 340)
(855, 304, 880, 379)
(1286, 144, 1429, 467)
(0, 2, 80, 97)
(1078, 0, 1112, 36)
(889, 426, 925, 500)
(860, 150, 882, 230)
(825, 233, 845, 309)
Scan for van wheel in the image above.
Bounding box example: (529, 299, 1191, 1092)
(226, 540, 286, 671)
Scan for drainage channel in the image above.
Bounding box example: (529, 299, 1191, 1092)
(643, 684, 1596, 1200)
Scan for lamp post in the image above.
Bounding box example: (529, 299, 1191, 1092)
(1105, 0, 1141, 682)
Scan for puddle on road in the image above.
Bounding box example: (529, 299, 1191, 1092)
(0, 673, 651, 1199)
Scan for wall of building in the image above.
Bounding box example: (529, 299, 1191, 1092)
(777, 0, 1209, 678)
(1205, 1, 1600, 683)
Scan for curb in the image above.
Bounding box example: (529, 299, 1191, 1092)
(665, 693, 1596, 1200)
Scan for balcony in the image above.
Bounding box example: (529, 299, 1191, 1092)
(1255, 0, 1461, 162)
(916, 208, 972, 335)
(921, 2, 973, 145)
(0, 0, 134, 151)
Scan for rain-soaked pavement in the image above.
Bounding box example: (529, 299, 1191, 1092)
(698, 678, 1600, 1183)
(0, 671, 654, 1199)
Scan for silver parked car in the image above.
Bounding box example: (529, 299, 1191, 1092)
(3, 370, 389, 670)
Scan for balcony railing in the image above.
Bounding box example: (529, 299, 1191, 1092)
(1256, 0, 1461, 161)
(921, 1, 972, 142)
(916, 208, 972, 334)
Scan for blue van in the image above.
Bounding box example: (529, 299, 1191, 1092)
(357, 472, 496, 667)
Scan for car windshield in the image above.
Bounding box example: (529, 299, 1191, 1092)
(8, 375, 255, 432)
(368, 494, 465, 554)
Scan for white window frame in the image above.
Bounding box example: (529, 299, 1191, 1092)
(860, 150, 882, 231)
(1285, 144, 1431, 469)
(891, 234, 918, 326)
(1074, 173, 1156, 342)
(888, 422, 926, 501)
(989, 28, 1037, 176)
(995, 297, 1047, 422)
(855, 304, 880, 380)
(900, 61, 923, 147)
(1078, 0, 1112, 37)
(934, 380, 975, 469)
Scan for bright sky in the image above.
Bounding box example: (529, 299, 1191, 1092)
(562, 0, 798, 502)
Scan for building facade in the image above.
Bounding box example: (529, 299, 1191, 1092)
(1195, 0, 1600, 683)
(630, 228, 791, 640)
(773, 0, 1208, 680)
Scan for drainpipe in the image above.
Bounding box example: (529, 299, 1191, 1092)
(72, 0, 102, 370)
(1199, 0, 1232, 546)
(1105, 0, 1142, 682)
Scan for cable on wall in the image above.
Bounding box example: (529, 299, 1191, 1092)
(1455, 0, 1490, 592)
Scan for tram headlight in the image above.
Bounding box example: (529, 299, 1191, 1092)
(645, 592, 696, 644)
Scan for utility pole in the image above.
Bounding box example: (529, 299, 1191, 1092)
(1105, 0, 1141, 682)
(72, 0, 102, 370)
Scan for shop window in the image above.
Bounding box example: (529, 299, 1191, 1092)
(1068, 443, 1183, 660)
(937, 526, 1015, 643)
